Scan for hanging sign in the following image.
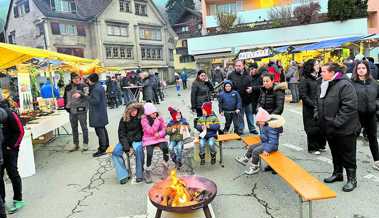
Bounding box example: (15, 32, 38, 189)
(238, 48, 272, 60)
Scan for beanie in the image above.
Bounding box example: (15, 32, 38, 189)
(144, 103, 157, 116)
(201, 102, 212, 116)
(87, 73, 99, 83)
(168, 106, 179, 121)
(256, 107, 271, 122)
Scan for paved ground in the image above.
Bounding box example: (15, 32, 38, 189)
(6, 82, 379, 218)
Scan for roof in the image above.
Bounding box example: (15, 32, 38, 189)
(33, 0, 112, 21)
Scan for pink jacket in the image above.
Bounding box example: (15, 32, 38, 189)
(141, 115, 167, 146)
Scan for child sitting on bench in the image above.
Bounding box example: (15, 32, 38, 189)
(236, 107, 284, 175)
(195, 102, 220, 165)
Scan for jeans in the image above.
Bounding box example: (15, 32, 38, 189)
(146, 142, 169, 167)
(176, 84, 180, 93)
(223, 111, 240, 134)
(95, 127, 109, 151)
(0, 149, 22, 202)
(359, 112, 379, 161)
(112, 142, 144, 181)
(69, 112, 89, 146)
(199, 137, 217, 156)
(123, 90, 131, 105)
(169, 141, 184, 163)
(240, 104, 256, 133)
(245, 144, 265, 165)
(289, 83, 299, 102)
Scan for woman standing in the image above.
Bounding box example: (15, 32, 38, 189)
(317, 63, 360, 192)
(257, 74, 286, 115)
(140, 72, 154, 103)
(299, 59, 326, 155)
(191, 70, 214, 117)
(351, 60, 379, 171)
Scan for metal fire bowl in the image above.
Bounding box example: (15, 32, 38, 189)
(148, 176, 217, 213)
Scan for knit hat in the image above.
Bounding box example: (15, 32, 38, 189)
(87, 73, 99, 83)
(144, 103, 158, 115)
(71, 72, 79, 80)
(201, 102, 212, 116)
(168, 106, 179, 121)
(223, 80, 233, 87)
(248, 62, 258, 69)
(256, 107, 271, 122)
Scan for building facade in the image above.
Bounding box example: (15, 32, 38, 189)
(5, 0, 176, 81)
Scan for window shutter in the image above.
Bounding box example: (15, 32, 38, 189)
(24, 0, 30, 13)
(14, 7, 19, 18)
(51, 22, 61, 35)
(77, 25, 86, 36)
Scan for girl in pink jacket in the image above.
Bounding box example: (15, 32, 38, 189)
(141, 103, 169, 183)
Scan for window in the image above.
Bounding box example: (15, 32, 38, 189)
(169, 49, 174, 61)
(50, 22, 85, 36)
(59, 23, 77, 35)
(180, 55, 195, 63)
(107, 23, 128, 37)
(141, 46, 163, 60)
(8, 31, 16, 44)
(105, 45, 133, 59)
(135, 2, 147, 16)
(119, 0, 130, 12)
(53, 0, 76, 13)
(57, 47, 84, 57)
(209, 2, 242, 15)
(182, 40, 187, 48)
(180, 26, 189, 33)
(139, 28, 161, 41)
(13, 0, 30, 18)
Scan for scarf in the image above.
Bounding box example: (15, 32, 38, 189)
(320, 72, 342, 98)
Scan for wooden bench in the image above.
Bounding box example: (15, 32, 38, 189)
(194, 133, 241, 166)
(240, 136, 336, 218)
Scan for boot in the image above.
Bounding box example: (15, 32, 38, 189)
(65, 144, 79, 152)
(342, 168, 357, 192)
(81, 143, 89, 151)
(162, 162, 169, 179)
(324, 166, 343, 183)
(200, 154, 205, 165)
(144, 166, 153, 184)
(211, 153, 216, 165)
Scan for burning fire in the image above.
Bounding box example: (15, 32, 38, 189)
(162, 170, 193, 207)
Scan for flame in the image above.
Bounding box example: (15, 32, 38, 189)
(165, 170, 192, 207)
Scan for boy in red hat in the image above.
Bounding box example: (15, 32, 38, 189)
(166, 107, 190, 169)
(195, 102, 220, 165)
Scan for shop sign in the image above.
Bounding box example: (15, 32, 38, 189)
(238, 48, 272, 60)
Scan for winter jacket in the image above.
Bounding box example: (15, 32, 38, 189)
(0, 108, 7, 165)
(257, 83, 286, 115)
(118, 102, 144, 151)
(218, 90, 241, 112)
(195, 113, 220, 139)
(212, 69, 225, 84)
(86, 82, 108, 127)
(180, 72, 188, 81)
(107, 80, 120, 96)
(285, 65, 299, 84)
(63, 83, 88, 114)
(227, 70, 252, 105)
(141, 115, 167, 146)
(1, 107, 24, 150)
(316, 74, 360, 136)
(369, 62, 379, 80)
(142, 76, 154, 102)
(260, 115, 285, 152)
(352, 78, 379, 113)
(120, 77, 129, 91)
(167, 118, 190, 142)
(191, 80, 213, 110)
(40, 81, 60, 98)
(299, 73, 321, 134)
(250, 73, 263, 113)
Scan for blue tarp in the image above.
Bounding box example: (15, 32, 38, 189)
(294, 36, 364, 52)
(274, 45, 302, 53)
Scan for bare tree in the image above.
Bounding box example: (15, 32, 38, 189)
(268, 6, 293, 25)
(217, 13, 237, 32)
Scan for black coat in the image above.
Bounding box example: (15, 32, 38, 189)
(1, 106, 24, 150)
(86, 83, 108, 127)
(299, 74, 321, 134)
(369, 62, 379, 80)
(227, 70, 252, 105)
(142, 76, 154, 102)
(352, 79, 379, 113)
(316, 75, 360, 136)
(191, 80, 213, 109)
(250, 73, 263, 113)
(257, 84, 285, 115)
(118, 117, 143, 151)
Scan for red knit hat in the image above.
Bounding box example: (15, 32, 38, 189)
(201, 102, 212, 115)
(168, 106, 179, 121)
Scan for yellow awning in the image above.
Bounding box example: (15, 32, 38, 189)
(0, 43, 97, 70)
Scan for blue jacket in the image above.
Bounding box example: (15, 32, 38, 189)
(195, 113, 220, 139)
(218, 90, 241, 112)
(181, 72, 188, 81)
(41, 81, 60, 98)
(259, 115, 285, 153)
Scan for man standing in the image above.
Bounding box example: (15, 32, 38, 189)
(212, 66, 225, 86)
(228, 60, 258, 134)
(120, 74, 130, 105)
(63, 73, 89, 152)
(248, 63, 262, 117)
(80, 73, 109, 157)
(181, 70, 188, 89)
